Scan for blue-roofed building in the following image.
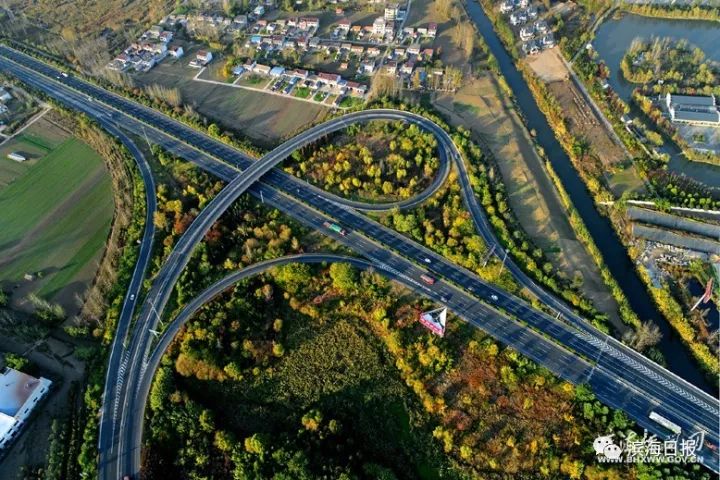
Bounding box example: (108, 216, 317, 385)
(269, 66, 285, 77)
(666, 93, 720, 126)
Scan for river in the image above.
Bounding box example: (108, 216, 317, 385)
(592, 12, 720, 188)
(463, 1, 714, 393)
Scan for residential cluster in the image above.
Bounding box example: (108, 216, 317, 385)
(235, 62, 367, 105)
(106, 24, 183, 72)
(498, 0, 554, 55)
(105, 0, 456, 103)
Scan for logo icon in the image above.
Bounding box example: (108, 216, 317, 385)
(593, 434, 623, 462)
(593, 431, 705, 464)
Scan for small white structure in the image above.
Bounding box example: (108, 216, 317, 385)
(189, 50, 213, 68)
(500, 0, 514, 14)
(419, 307, 447, 337)
(0, 88, 11, 103)
(372, 17, 386, 36)
(384, 3, 399, 21)
(0, 368, 52, 449)
(168, 45, 184, 58)
(7, 152, 26, 162)
(520, 26, 534, 41)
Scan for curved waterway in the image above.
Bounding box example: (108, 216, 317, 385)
(463, 1, 714, 393)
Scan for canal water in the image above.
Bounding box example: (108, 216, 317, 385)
(592, 12, 720, 188)
(463, 2, 714, 393)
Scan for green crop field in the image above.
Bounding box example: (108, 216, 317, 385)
(0, 136, 113, 305)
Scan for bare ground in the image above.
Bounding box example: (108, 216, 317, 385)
(526, 50, 645, 198)
(133, 43, 329, 148)
(433, 74, 625, 331)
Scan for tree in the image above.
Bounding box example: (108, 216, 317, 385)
(272, 263, 312, 293)
(329, 263, 357, 292)
(214, 430, 235, 452)
(301, 409, 323, 431)
(4, 353, 29, 372)
(149, 366, 174, 412)
(244, 433, 268, 456)
(623, 321, 662, 352)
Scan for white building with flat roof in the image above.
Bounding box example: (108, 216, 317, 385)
(0, 368, 52, 449)
(666, 93, 720, 126)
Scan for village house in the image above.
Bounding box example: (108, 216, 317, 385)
(372, 17, 386, 36)
(401, 61, 415, 75)
(338, 19, 351, 32)
(189, 50, 213, 68)
(168, 45, 184, 58)
(360, 61, 375, 74)
(318, 72, 342, 86)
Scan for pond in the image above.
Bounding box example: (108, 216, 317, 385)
(592, 12, 720, 103)
(592, 12, 720, 188)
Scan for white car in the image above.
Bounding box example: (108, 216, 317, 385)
(423, 258, 431, 263)
(129, 294, 135, 301)
(490, 294, 498, 301)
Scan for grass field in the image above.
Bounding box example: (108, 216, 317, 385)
(133, 43, 329, 146)
(0, 131, 113, 310)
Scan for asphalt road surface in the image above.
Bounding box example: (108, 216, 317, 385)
(0, 45, 717, 477)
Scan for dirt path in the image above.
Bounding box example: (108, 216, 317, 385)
(433, 75, 625, 331)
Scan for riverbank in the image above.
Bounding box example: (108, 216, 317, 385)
(620, 3, 720, 23)
(464, 0, 714, 392)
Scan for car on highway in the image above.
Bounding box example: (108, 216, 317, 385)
(423, 257, 431, 263)
(420, 274, 435, 285)
(61, 72, 68, 78)
(129, 294, 135, 301)
(490, 294, 498, 301)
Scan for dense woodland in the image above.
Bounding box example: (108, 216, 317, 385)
(145, 260, 712, 479)
(283, 121, 440, 202)
(621, 37, 720, 96)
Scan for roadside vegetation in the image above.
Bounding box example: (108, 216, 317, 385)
(635, 258, 720, 380)
(145, 260, 711, 479)
(283, 120, 439, 203)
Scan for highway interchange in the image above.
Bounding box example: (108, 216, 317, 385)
(0, 44, 718, 478)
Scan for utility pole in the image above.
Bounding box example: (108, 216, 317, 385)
(498, 250, 508, 275)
